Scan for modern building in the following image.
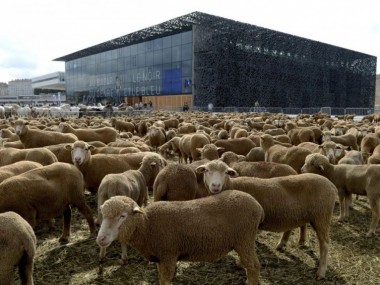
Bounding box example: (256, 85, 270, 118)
(55, 11, 377, 111)
(376, 74, 380, 112)
(32, 71, 65, 91)
(0, 83, 8, 97)
(8, 79, 33, 97)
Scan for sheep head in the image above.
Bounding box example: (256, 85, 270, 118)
(196, 160, 238, 194)
(65, 140, 95, 166)
(97, 196, 143, 248)
(301, 153, 330, 174)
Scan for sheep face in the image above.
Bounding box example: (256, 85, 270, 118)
(301, 153, 328, 174)
(97, 196, 143, 248)
(196, 160, 238, 194)
(65, 141, 95, 166)
(14, 120, 28, 136)
(56, 122, 68, 133)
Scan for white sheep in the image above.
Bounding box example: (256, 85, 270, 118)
(0, 211, 37, 285)
(301, 153, 380, 236)
(97, 152, 167, 223)
(196, 159, 337, 279)
(97, 191, 264, 285)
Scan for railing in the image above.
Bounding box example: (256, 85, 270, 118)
(191, 106, 375, 116)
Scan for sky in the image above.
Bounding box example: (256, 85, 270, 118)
(0, 0, 379, 83)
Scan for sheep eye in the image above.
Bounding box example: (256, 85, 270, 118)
(120, 214, 126, 219)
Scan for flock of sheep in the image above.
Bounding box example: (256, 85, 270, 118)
(0, 109, 379, 285)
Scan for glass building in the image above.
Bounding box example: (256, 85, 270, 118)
(55, 11, 377, 110)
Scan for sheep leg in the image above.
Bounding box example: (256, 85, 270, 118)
(337, 193, 347, 221)
(366, 195, 380, 237)
(298, 225, 307, 246)
(157, 259, 177, 285)
(311, 222, 330, 280)
(235, 243, 260, 285)
(60, 206, 72, 242)
(18, 252, 35, 285)
(75, 201, 97, 237)
(276, 230, 291, 250)
(119, 242, 128, 265)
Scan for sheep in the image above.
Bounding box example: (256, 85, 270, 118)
(338, 150, 364, 165)
(0, 161, 43, 183)
(360, 133, 380, 163)
(301, 153, 380, 236)
(97, 152, 167, 223)
(0, 128, 19, 142)
(163, 118, 179, 130)
(285, 122, 315, 145)
(322, 130, 358, 151)
(153, 163, 200, 201)
(14, 119, 78, 148)
(147, 126, 166, 151)
(367, 145, 380, 164)
(195, 159, 337, 279)
(0, 162, 96, 242)
(96, 191, 264, 285)
(260, 134, 311, 173)
(0, 211, 37, 285)
(137, 120, 148, 137)
(220, 151, 297, 178)
(179, 133, 210, 163)
(313, 141, 346, 164)
(65, 140, 149, 193)
(245, 146, 265, 162)
(0, 147, 58, 166)
(214, 137, 255, 155)
(110, 118, 135, 133)
(56, 122, 117, 144)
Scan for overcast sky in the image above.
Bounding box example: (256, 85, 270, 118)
(0, 0, 379, 83)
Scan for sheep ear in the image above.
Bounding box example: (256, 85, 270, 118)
(64, 144, 73, 151)
(88, 145, 96, 151)
(226, 168, 239, 178)
(318, 165, 324, 171)
(195, 165, 206, 174)
(196, 147, 203, 154)
(133, 206, 144, 214)
(150, 161, 157, 167)
(237, 155, 246, 162)
(217, 147, 225, 155)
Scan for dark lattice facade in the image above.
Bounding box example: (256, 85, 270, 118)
(55, 12, 377, 109)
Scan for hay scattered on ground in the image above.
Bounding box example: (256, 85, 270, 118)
(17, 189, 380, 285)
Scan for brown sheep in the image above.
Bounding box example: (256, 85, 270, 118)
(360, 133, 380, 163)
(97, 192, 264, 285)
(196, 159, 337, 280)
(56, 122, 117, 144)
(260, 134, 311, 173)
(110, 118, 135, 133)
(301, 153, 380, 236)
(97, 152, 167, 223)
(14, 119, 78, 148)
(214, 137, 255, 156)
(220, 151, 297, 178)
(0, 161, 43, 183)
(65, 140, 149, 193)
(0, 147, 58, 166)
(0, 211, 37, 285)
(0, 162, 96, 242)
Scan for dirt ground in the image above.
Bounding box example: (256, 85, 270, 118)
(19, 189, 380, 285)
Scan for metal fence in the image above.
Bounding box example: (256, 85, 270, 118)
(191, 106, 374, 116)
